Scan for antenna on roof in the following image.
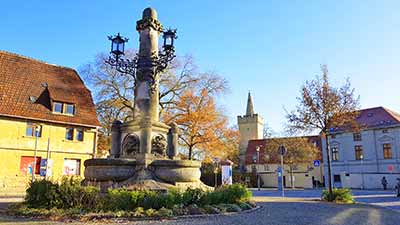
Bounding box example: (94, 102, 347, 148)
(41, 82, 48, 88)
(29, 96, 37, 103)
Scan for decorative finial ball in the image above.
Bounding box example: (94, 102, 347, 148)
(143, 7, 158, 19)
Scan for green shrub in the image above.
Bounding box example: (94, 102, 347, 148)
(203, 184, 251, 205)
(202, 205, 220, 214)
(133, 207, 145, 217)
(171, 204, 187, 216)
(105, 189, 134, 211)
(145, 208, 156, 217)
(238, 202, 252, 210)
(215, 203, 241, 212)
(322, 188, 354, 203)
(25, 179, 62, 209)
(22, 178, 253, 215)
(156, 207, 173, 217)
(182, 188, 207, 206)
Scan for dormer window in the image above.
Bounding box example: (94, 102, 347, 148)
(53, 101, 75, 115)
(65, 104, 75, 115)
(54, 102, 63, 113)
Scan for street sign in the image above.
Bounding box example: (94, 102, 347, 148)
(313, 160, 320, 167)
(278, 145, 287, 156)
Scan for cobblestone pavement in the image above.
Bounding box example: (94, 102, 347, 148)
(1, 190, 400, 225)
(1, 200, 400, 225)
(252, 189, 400, 211)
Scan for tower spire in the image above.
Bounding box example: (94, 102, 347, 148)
(246, 92, 255, 116)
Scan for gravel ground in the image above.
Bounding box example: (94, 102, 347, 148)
(1, 200, 400, 225)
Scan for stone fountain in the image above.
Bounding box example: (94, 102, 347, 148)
(83, 8, 207, 192)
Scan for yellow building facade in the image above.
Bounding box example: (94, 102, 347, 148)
(0, 51, 100, 195)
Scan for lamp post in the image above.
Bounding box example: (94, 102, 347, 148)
(213, 157, 220, 188)
(32, 124, 40, 182)
(360, 154, 364, 190)
(256, 146, 261, 191)
(278, 145, 287, 197)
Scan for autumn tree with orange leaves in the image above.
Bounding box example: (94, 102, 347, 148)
(286, 65, 359, 200)
(163, 88, 239, 162)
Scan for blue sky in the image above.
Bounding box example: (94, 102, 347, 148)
(1, 1, 399, 133)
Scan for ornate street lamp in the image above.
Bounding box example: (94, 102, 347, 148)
(105, 29, 177, 79)
(109, 33, 128, 60)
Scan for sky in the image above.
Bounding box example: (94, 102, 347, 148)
(1, 1, 399, 134)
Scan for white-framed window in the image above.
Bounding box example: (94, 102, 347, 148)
(65, 104, 75, 115)
(353, 132, 362, 141)
(75, 128, 84, 142)
(53, 102, 63, 113)
(331, 146, 339, 161)
(383, 143, 392, 159)
(26, 123, 42, 137)
(53, 102, 75, 115)
(65, 128, 74, 141)
(355, 145, 363, 160)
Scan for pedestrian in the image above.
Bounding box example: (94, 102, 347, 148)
(396, 178, 400, 197)
(381, 176, 388, 190)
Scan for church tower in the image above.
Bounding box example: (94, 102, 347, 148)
(237, 92, 264, 170)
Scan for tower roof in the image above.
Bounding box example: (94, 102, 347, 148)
(246, 92, 255, 116)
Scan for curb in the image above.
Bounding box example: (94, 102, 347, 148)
(172, 205, 261, 220)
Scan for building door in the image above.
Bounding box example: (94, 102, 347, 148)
(283, 176, 287, 187)
(333, 174, 342, 188)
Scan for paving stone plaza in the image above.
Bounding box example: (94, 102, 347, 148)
(1, 189, 400, 225)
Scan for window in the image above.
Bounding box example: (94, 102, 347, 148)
(53, 102, 63, 113)
(353, 132, 362, 141)
(75, 129, 84, 141)
(383, 143, 392, 159)
(53, 102, 76, 115)
(355, 145, 363, 160)
(65, 104, 75, 115)
(331, 146, 339, 161)
(19, 156, 41, 175)
(25, 123, 42, 137)
(333, 174, 341, 183)
(63, 159, 81, 175)
(65, 128, 74, 141)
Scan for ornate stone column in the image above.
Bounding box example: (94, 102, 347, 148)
(134, 8, 163, 159)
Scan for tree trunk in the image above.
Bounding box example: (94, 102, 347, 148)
(324, 133, 333, 201)
(188, 146, 192, 160)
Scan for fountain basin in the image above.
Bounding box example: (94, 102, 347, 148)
(150, 160, 201, 183)
(84, 158, 137, 181)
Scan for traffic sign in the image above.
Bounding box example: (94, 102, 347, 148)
(313, 160, 320, 167)
(278, 145, 287, 156)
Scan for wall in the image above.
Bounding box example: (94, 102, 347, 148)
(0, 117, 96, 196)
(246, 162, 323, 189)
(322, 126, 400, 189)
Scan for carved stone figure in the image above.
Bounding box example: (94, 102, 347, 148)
(122, 135, 140, 156)
(152, 135, 167, 156)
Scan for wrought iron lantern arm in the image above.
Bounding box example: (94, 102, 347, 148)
(105, 54, 139, 78)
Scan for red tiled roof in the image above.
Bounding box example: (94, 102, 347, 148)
(331, 107, 400, 132)
(0, 51, 100, 127)
(245, 136, 322, 165)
